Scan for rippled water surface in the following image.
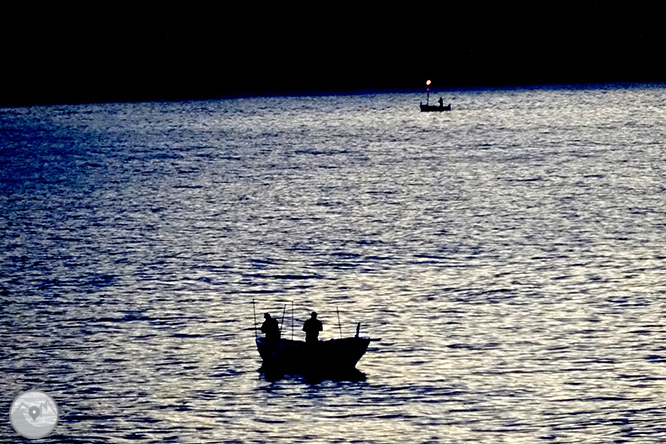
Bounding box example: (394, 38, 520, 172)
(2, 84, 666, 443)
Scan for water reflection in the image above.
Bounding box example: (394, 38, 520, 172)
(1, 85, 666, 443)
(259, 369, 367, 384)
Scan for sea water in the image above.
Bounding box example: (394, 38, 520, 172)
(1, 84, 665, 443)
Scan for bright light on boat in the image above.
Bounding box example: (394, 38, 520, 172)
(426, 80, 432, 86)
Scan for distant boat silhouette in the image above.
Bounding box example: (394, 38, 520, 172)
(420, 102, 451, 112)
(420, 80, 451, 112)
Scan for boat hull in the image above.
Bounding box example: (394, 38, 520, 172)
(256, 337, 371, 373)
(420, 103, 451, 112)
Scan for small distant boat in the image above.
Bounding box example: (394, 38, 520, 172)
(420, 79, 451, 112)
(420, 102, 451, 112)
(256, 330, 377, 374)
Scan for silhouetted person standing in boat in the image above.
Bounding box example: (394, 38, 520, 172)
(261, 313, 280, 343)
(438, 97, 444, 107)
(303, 311, 323, 343)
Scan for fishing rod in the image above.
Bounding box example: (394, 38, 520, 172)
(252, 299, 257, 339)
(280, 304, 287, 333)
(336, 307, 342, 339)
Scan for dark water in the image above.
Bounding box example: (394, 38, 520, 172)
(1, 84, 665, 443)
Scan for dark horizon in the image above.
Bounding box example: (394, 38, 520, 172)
(2, 3, 664, 107)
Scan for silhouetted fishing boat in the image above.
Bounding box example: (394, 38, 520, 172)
(420, 102, 451, 112)
(252, 301, 379, 374)
(420, 79, 451, 112)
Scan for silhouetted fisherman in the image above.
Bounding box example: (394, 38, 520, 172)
(261, 313, 280, 342)
(303, 311, 323, 343)
(438, 97, 444, 107)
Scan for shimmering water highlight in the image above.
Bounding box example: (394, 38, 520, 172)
(1, 84, 665, 443)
